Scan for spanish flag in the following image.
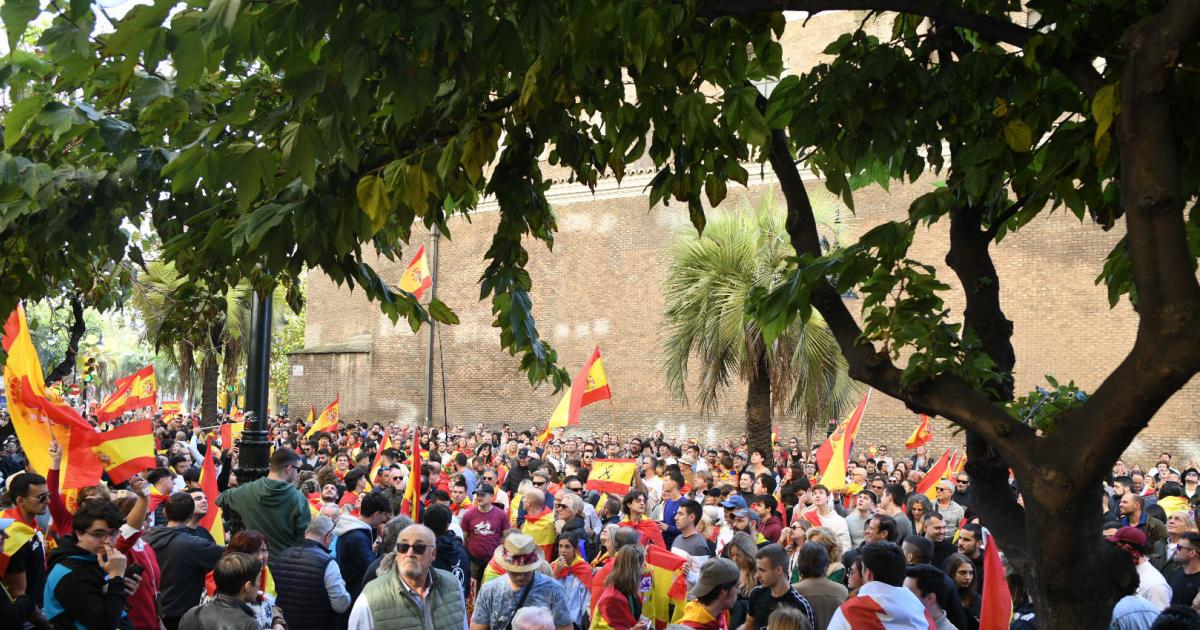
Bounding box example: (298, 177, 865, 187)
(916, 448, 954, 499)
(305, 396, 340, 438)
(904, 414, 932, 449)
(584, 459, 637, 496)
(539, 346, 612, 441)
(0, 517, 36, 574)
(398, 245, 433, 300)
(199, 436, 225, 544)
(219, 421, 245, 448)
(521, 507, 557, 558)
(161, 400, 182, 421)
(3, 305, 102, 489)
(816, 389, 871, 491)
(979, 528, 1012, 630)
(401, 431, 422, 521)
(644, 544, 688, 628)
(367, 434, 392, 490)
(96, 365, 157, 421)
(92, 419, 156, 485)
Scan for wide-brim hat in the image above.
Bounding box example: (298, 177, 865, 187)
(497, 533, 542, 573)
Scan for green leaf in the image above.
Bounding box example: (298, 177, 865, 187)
(97, 118, 139, 155)
(3, 95, 48, 148)
(428, 298, 460, 325)
(356, 174, 390, 235)
(2, 0, 41, 52)
(1003, 120, 1033, 153)
(1092, 83, 1119, 145)
(281, 122, 319, 186)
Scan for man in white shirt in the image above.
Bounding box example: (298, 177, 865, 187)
(641, 455, 664, 513)
(801, 485, 851, 554)
(1108, 526, 1172, 610)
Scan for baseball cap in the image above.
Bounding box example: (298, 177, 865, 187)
(734, 507, 761, 523)
(720, 495, 748, 510)
(518, 448, 530, 459)
(689, 557, 740, 599)
(1107, 525, 1148, 550)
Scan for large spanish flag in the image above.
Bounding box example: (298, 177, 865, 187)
(92, 419, 156, 484)
(644, 544, 688, 628)
(904, 414, 932, 449)
(367, 434, 392, 489)
(219, 421, 245, 448)
(401, 431, 422, 521)
(161, 400, 182, 421)
(979, 528, 1012, 630)
(584, 459, 637, 496)
(96, 365, 158, 421)
(3, 305, 102, 489)
(538, 346, 612, 441)
(305, 396, 340, 438)
(199, 436, 225, 544)
(398, 245, 433, 300)
(816, 389, 871, 491)
(916, 448, 954, 499)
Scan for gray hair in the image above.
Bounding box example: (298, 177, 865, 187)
(512, 606, 555, 630)
(556, 491, 583, 516)
(524, 488, 545, 508)
(307, 515, 335, 538)
(611, 526, 641, 552)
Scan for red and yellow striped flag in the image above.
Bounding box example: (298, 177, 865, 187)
(305, 396, 339, 438)
(401, 431, 422, 522)
(522, 508, 558, 558)
(904, 414, 932, 449)
(645, 544, 688, 628)
(96, 365, 157, 421)
(584, 459, 637, 496)
(979, 529, 1012, 630)
(398, 245, 433, 300)
(0, 517, 36, 575)
(539, 346, 612, 442)
(219, 421, 245, 448)
(816, 389, 871, 491)
(92, 419, 156, 484)
(367, 434, 392, 490)
(199, 436, 225, 544)
(161, 400, 182, 421)
(916, 449, 954, 499)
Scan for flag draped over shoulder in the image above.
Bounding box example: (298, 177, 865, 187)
(979, 529, 1012, 630)
(92, 419, 156, 484)
(96, 365, 157, 421)
(398, 245, 433, 299)
(402, 432, 422, 521)
(585, 459, 637, 496)
(3, 305, 102, 488)
(816, 389, 871, 490)
(644, 545, 689, 628)
(305, 396, 340, 438)
(539, 345, 612, 442)
(522, 508, 557, 558)
(905, 414, 932, 449)
(199, 436, 225, 544)
(916, 449, 954, 499)
(0, 517, 35, 575)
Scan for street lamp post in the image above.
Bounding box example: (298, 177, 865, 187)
(423, 225, 441, 427)
(237, 287, 273, 483)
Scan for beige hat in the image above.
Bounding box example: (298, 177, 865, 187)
(497, 533, 542, 573)
(689, 557, 740, 599)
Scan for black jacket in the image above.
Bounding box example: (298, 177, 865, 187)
(145, 524, 224, 618)
(43, 536, 127, 630)
(433, 532, 471, 597)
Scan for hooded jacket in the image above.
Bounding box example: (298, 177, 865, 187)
(217, 476, 311, 555)
(43, 536, 127, 630)
(144, 524, 224, 619)
(433, 531, 471, 597)
(179, 594, 259, 630)
(333, 514, 375, 601)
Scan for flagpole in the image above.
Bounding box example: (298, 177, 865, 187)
(423, 224, 441, 427)
(238, 286, 273, 483)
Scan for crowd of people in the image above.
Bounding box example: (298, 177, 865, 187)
(0, 412, 1198, 630)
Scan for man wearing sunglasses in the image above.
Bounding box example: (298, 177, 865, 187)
(1169, 532, 1200, 606)
(349, 524, 467, 630)
(1, 471, 50, 607)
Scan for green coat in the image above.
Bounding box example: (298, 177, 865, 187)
(216, 476, 311, 554)
(358, 567, 467, 630)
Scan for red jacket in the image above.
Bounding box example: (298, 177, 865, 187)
(117, 528, 162, 630)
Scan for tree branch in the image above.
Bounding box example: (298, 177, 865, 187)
(982, 196, 1026, 240)
(45, 295, 85, 384)
(765, 125, 1037, 466)
(1055, 0, 1200, 478)
(700, 0, 1105, 97)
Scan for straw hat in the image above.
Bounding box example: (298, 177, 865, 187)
(497, 533, 542, 573)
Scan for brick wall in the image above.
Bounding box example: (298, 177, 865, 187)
(288, 12, 1200, 469)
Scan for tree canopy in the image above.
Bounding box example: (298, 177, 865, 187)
(3, 1, 1199, 626)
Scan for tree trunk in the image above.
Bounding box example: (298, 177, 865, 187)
(745, 347, 774, 469)
(45, 296, 85, 384)
(200, 354, 219, 426)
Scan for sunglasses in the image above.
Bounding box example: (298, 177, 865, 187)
(24, 492, 50, 503)
(567, 486, 584, 492)
(396, 542, 430, 555)
(533, 481, 546, 486)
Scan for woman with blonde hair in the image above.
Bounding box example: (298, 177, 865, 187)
(766, 606, 812, 630)
(726, 532, 757, 629)
(805, 527, 845, 583)
(593, 545, 648, 629)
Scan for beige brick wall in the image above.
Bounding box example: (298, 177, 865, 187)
(288, 12, 1200, 469)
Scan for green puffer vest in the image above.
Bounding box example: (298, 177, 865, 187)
(360, 567, 466, 630)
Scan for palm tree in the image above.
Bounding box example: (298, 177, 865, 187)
(663, 192, 861, 465)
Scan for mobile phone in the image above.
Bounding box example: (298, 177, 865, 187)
(125, 563, 144, 580)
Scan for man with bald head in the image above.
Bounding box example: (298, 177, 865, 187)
(348, 524, 467, 629)
(933, 479, 964, 539)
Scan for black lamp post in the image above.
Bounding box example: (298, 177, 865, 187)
(236, 287, 273, 483)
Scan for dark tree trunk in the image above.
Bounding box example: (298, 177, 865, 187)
(45, 296, 85, 383)
(745, 346, 774, 469)
(200, 355, 219, 426)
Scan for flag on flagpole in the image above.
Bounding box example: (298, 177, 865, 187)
(816, 389, 872, 490)
(305, 396, 340, 438)
(398, 245, 433, 300)
(904, 414, 932, 449)
(96, 365, 157, 421)
(220, 421, 245, 448)
(199, 436, 226, 544)
(367, 434, 392, 489)
(161, 400, 182, 421)
(584, 459, 638, 496)
(92, 419, 156, 484)
(3, 305, 102, 489)
(979, 528, 1012, 630)
(916, 449, 954, 499)
(402, 432, 422, 522)
(538, 346, 612, 441)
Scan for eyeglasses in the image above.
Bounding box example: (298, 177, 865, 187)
(483, 476, 495, 481)
(84, 528, 120, 540)
(1179, 545, 1198, 552)
(871, 485, 885, 491)
(396, 542, 430, 555)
